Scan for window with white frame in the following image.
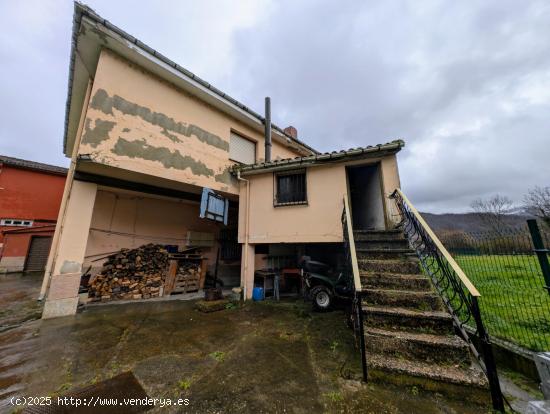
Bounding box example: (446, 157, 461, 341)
(229, 132, 256, 164)
(0, 219, 33, 227)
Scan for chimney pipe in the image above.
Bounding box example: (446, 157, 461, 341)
(264, 97, 272, 162)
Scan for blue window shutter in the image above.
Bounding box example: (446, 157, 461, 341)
(200, 188, 209, 219)
(200, 187, 229, 225)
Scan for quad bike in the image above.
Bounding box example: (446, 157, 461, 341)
(300, 256, 353, 311)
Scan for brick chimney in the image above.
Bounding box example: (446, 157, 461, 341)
(283, 126, 298, 139)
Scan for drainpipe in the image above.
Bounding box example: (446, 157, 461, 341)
(236, 170, 250, 300)
(264, 97, 272, 162)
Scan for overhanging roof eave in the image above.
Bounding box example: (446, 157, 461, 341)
(62, 2, 319, 157)
(233, 140, 405, 176)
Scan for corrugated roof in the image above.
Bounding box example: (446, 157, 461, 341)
(64, 2, 318, 155)
(232, 140, 405, 175)
(0, 155, 68, 175)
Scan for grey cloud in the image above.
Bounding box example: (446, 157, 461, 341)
(1, 0, 549, 213)
(224, 0, 550, 212)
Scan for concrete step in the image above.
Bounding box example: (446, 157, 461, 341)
(358, 259, 421, 274)
(363, 288, 443, 311)
(367, 354, 489, 404)
(355, 238, 410, 250)
(357, 248, 416, 260)
(361, 272, 432, 291)
(364, 326, 471, 366)
(363, 305, 454, 334)
(354, 229, 406, 242)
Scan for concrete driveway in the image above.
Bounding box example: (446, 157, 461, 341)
(0, 274, 487, 413)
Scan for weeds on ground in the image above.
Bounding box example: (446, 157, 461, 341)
(209, 351, 225, 362)
(323, 391, 344, 403)
(178, 379, 192, 390)
(53, 357, 73, 394)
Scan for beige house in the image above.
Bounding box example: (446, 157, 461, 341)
(41, 3, 403, 318)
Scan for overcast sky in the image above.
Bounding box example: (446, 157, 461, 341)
(1, 0, 549, 213)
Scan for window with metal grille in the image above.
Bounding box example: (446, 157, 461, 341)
(229, 132, 256, 164)
(274, 170, 307, 206)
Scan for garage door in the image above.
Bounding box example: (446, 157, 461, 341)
(24, 236, 53, 271)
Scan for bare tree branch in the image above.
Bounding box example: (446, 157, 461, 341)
(524, 186, 550, 228)
(470, 194, 514, 234)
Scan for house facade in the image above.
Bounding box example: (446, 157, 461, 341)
(41, 3, 403, 318)
(0, 156, 67, 273)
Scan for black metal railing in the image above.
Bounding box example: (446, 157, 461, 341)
(341, 197, 368, 382)
(390, 189, 505, 412)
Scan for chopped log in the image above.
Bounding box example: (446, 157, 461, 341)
(88, 244, 169, 302)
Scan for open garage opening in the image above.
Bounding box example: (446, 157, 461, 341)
(80, 185, 241, 304)
(251, 242, 347, 306)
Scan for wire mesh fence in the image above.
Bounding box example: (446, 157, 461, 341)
(439, 221, 550, 351)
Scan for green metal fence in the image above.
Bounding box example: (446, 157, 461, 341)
(440, 220, 550, 351)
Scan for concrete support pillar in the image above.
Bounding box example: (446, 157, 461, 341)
(42, 180, 97, 319)
(240, 243, 255, 300)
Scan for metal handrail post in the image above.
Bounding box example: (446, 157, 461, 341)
(342, 197, 368, 382)
(471, 296, 505, 412)
(527, 219, 550, 295)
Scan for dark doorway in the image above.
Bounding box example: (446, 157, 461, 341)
(347, 164, 385, 230)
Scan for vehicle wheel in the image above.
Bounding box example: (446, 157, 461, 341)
(311, 286, 332, 311)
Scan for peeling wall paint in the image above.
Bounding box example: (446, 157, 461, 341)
(112, 137, 214, 177)
(91, 88, 229, 151)
(213, 167, 233, 184)
(160, 128, 180, 143)
(81, 118, 116, 148)
(77, 49, 303, 195)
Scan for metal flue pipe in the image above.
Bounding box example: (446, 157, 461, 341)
(264, 97, 272, 162)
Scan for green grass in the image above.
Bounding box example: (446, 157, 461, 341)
(453, 254, 550, 351)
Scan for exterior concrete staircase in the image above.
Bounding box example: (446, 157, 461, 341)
(355, 229, 490, 403)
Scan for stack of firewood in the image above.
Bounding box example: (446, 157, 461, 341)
(88, 244, 169, 302)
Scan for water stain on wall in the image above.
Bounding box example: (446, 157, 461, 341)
(81, 119, 116, 148)
(91, 89, 229, 151)
(112, 137, 214, 177)
(59, 260, 82, 274)
(214, 167, 235, 185)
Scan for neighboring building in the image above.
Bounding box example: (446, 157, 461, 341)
(41, 3, 403, 318)
(0, 155, 67, 273)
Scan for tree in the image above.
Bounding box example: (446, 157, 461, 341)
(470, 194, 514, 234)
(524, 186, 550, 228)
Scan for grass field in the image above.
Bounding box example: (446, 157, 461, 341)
(453, 254, 550, 351)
